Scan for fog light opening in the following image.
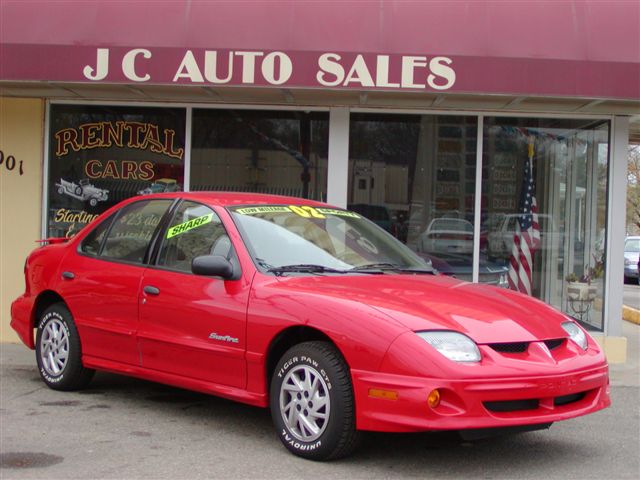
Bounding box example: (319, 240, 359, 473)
(428, 389, 441, 408)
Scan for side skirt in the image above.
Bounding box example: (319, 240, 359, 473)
(82, 355, 268, 408)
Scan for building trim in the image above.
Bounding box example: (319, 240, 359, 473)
(472, 115, 484, 283)
(604, 116, 630, 337)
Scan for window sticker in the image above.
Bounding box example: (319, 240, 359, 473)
(235, 206, 292, 215)
(166, 213, 213, 239)
(234, 205, 360, 219)
(315, 208, 360, 218)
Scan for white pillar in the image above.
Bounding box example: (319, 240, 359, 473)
(326, 108, 350, 208)
(604, 116, 629, 337)
(183, 106, 192, 192)
(472, 116, 484, 283)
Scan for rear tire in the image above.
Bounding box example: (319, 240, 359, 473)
(35, 303, 94, 391)
(270, 341, 359, 460)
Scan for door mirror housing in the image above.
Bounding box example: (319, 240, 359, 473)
(192, 255, 234, 279)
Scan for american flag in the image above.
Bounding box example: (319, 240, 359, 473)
(508, 140, 541, 295)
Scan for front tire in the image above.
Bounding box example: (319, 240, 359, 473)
(270, 341, 359, 460)
(35, 303, 94, 391)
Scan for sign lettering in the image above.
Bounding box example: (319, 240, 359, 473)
(82, 48, 456, 91)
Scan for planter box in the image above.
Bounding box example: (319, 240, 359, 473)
(566, 282, 598, 301)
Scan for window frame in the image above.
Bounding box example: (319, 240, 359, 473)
(77, 199, 176, 267)
(150, 199, 241, 279)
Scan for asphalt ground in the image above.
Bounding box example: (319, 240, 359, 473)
(623, 284, 639, 310)
(1, 322, 638, 480)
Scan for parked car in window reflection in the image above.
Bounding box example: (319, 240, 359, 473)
(419, 251, 509, 288)
(487, 213, 560, 259)
(418, 218, 474, 254)
(624, 236, 640, 284)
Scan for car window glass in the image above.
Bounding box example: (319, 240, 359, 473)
(101, 200, 171, 263)
(157, 201, 232, 273)
(80, 213, 116, 256)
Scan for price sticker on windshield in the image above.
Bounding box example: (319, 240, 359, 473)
(166, 213, 213, 238)
(289, 205, 326, 219)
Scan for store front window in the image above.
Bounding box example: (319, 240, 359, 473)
(348, 113, 609, 330)
(47, 105, 186, 237)
(348, 114, 486, 283)
(483, 118, 610, 330)
(190, 109, 329, 200)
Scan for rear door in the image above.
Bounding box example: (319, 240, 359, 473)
(62, 199, 173, 365)
(138, 201, 249, 388)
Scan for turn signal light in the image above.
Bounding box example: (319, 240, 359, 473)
(368, 388, 399, 401)
(427, 389, 441, 408)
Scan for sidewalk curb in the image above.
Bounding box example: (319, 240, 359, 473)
(623, 305, 640, 325)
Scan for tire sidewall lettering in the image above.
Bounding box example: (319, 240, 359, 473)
(280, 429, 322, 452)
(274, 349, 335, 454)
(277, 354, 332, 390)
(37, 310, 70, 384)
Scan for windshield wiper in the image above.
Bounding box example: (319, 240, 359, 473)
(349, 263, 435, 274)
(268, 264, 348, 276)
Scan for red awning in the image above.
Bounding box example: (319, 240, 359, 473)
(1, 0, 638, 99)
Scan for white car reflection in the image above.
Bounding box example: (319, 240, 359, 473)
(418, 218, 474, 255)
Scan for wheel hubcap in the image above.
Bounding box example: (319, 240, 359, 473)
(279, 365, 330, 442)
(40, 319, 69, 377)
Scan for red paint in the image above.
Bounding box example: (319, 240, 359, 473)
(1, 1, 638, 99)
(11, 192, 610, 432)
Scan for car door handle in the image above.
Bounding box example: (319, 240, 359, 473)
(143, 285, 160, 296)
(61, 271, 75, 280)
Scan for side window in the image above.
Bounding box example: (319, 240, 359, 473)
(101, 200, 171, 263)
(80, 213, 116, 256)
(157, 201, 232, 273)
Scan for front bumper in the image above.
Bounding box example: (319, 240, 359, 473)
(351, 364, 610, 432)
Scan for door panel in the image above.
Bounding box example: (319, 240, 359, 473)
(138, 200, 248, 387)
(63, 199, 173, 366)
(61, 254, 144, 366)
(137, 269, 248, 388)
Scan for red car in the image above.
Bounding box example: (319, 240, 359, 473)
(11, 193, 610, 460)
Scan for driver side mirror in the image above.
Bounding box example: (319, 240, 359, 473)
(192, 255, 234, 279)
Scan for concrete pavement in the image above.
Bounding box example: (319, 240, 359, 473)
(623, 284, 639, 310)
(1, 321, 638, 479)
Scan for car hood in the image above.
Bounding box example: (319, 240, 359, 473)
(273, 274, 569, 344)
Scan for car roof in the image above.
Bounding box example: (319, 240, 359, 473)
(125, 191, 331, 208)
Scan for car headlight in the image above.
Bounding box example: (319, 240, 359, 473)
(498, 273, 509, 289)
(561, 321, 588, 350)
(417, 331, 481, 363)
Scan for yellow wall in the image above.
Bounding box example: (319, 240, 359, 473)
(0, 97, 44, 342)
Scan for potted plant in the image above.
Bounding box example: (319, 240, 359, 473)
(565, 254, 604, 302)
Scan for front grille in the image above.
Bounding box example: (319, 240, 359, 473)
(484, 399, 539, 412)
(554, 392, 586, 406)
(544, 339, 565, 350)
(489, 342, 529, 353)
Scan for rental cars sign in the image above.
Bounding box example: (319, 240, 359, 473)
(82, 48, 456, 90)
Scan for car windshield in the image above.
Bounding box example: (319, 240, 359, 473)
(625, 238, 640, 253)
(229, 205, 431, 273)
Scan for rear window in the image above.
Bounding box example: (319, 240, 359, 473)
(625, 238, 640, 253)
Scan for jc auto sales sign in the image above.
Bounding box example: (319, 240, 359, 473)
(3, 44, 636, 98)
(82, 48, 456, 90)
(2, 46, 457, 91)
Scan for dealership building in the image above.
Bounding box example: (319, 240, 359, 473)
(1, 1, 638, 360)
